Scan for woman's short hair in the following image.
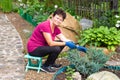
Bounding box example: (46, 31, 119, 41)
(53, 8, 66, 21)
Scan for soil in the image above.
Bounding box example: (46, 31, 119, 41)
(5, 12, 120, 80)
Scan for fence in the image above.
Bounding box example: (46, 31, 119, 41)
(63, 0, 119, 19)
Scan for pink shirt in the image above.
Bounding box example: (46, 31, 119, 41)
(27, 20, 61, 52)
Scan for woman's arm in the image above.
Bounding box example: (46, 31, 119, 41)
(56, 33, 71, 42)
(43, 32, 65, 46)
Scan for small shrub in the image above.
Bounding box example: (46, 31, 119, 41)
(67, 47, 111, 77)
(65, 66, 75, 80)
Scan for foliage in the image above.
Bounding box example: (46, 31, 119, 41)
(17, 0, 80, 25)
(65, 66, 75, 80)
(58, 51, 68, 58)
(21, 0, 40, 16)
(18, 0, 62, 24)
(77, 26, 120, 51)
(0, 0, 13, 12)
(23, 1, 48, 23)
(0, 0, 2, 9)
(67, 47, 111, 77)
(93, 10, 118, 28)
(44, 0, 63, 12)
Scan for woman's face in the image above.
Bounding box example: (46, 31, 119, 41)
(52, 14, 64, 26)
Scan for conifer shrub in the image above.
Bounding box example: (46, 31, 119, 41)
(67, 47, 111, 77)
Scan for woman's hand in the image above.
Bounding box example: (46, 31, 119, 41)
(65, 41, 76, 49)
(76, 45, 87, 53)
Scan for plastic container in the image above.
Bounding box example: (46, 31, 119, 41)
(104, 65, 120, 70)
(19, 8, 26, 19)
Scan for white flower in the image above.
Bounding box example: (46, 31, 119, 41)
(115, 15, 120, 18)
(18, 0, 22, 2)
(117, 20, 120, 24)
(54, 5, 58, 8)
(23, 4, 27, 8)
(20, 3, 24, 6)
(115, 23, 120, 27)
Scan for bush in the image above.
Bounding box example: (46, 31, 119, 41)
(0, 0, 13, 12)
(67, 47, 111, 77)
(78, 26, 120, 51)
(93, 10, 117, 28)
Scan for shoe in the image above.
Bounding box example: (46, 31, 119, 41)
(41, 66, 56, 73)
(51, 63, 62, 68)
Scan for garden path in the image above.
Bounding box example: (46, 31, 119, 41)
(0, 13, 25, 80)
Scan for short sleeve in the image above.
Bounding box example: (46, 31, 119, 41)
(40, 24, 51, 33)
(38, 20, 51, 33)
(54, 27, 61, 35)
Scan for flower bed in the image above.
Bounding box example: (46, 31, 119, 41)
(18, 8, 37, 26)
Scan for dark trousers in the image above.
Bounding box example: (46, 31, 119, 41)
(29, 46, 65, 67)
